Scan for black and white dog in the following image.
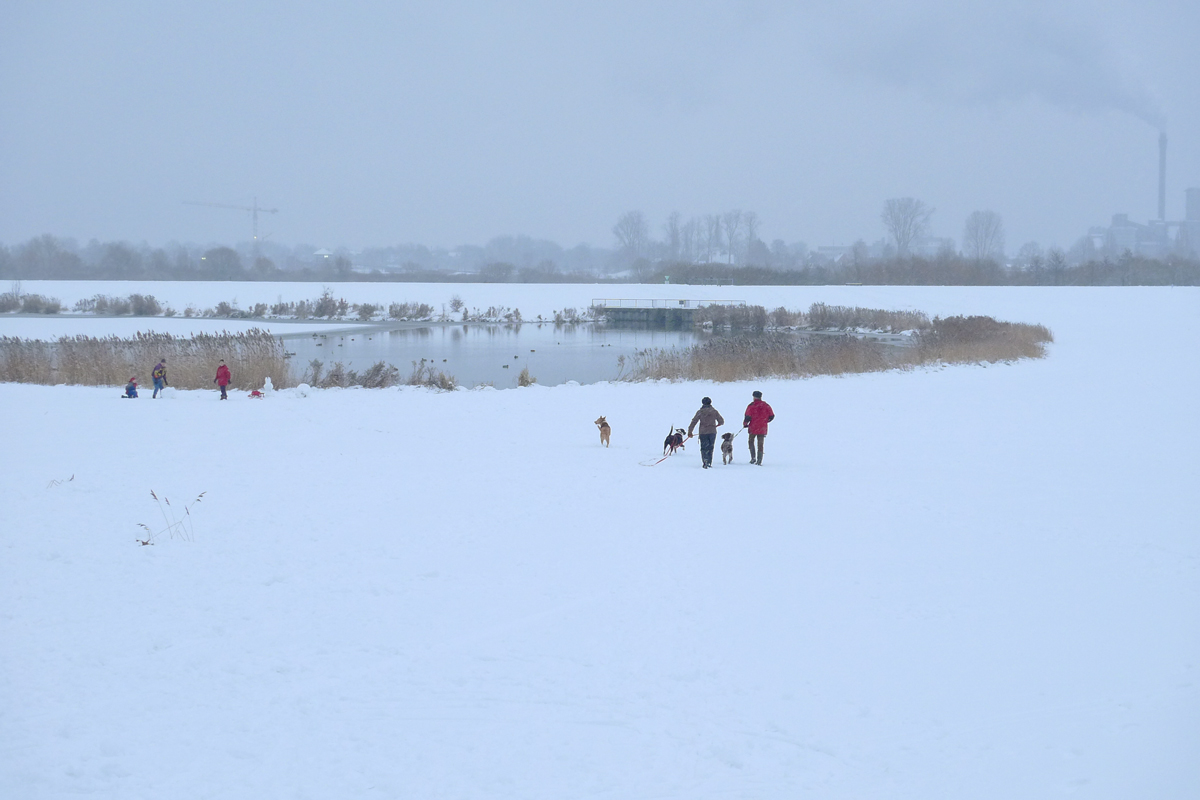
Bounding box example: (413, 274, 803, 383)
(663, 427, 687, 456)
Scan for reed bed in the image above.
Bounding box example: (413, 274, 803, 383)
(301, 359, 408, 389)
(624, 334, 891, 382)
(73, 294, 164, 316)
(406, 359, 458, 390)
(0, 292, 63, 314)
(0, 330, 291, 389)
(694, 302, 930, 332)
(916, 315, 1053, 362)
(623, 312, 1053, 382)
(805, 302, 930, 332)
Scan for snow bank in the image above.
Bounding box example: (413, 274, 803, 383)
(1, 287, 1197, 798)
(0, 315, 355, 340)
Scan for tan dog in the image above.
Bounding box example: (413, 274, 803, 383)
(594, 416, 611, 447)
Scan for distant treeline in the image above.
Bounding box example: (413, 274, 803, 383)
(0, 235, 620, 283)
(650, 254, 1200, 287)
(3, 234, 1198, 286)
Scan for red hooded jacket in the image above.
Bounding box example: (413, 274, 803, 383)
(743, 398, 775, 435)
(215, 364, 231, 386)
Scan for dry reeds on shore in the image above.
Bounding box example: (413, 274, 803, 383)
(406, 358, 458, 390)
(916, 315, 1053, 363)
(0, 330, 290, 389)
(623, 309, 1053, 382)
(301, 359, 411, 389)
(624, 334, 891, 382)
(301, 356, 457, 390)
(693, 302, 931, 332)
(805, 302, 930, 332)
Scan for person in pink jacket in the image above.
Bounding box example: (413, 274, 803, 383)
(742, 390, 775, 465)
(214, 360, 232, 400)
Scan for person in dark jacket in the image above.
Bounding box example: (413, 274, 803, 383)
(687, 396, 724, 469)
(214, 360, 231, 400)
(151, 359, 168, 398)
(742, 390, 775, 465)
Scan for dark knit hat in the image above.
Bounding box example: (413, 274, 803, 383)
(752, 390, 762, 398)
(702, 396, 711, 405)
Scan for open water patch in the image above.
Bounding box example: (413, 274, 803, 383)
(281, 323, 735, 388)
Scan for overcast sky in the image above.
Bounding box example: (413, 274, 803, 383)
(2, 0, 1197, 253)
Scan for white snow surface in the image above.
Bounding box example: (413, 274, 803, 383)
(2, 286, 1198, 798)
(0, 278, 1151, 325)
(0, 315, 348, 340)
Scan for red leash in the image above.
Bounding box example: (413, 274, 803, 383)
(645, 433, 691, 466)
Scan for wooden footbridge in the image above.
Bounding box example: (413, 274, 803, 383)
(591, 299, 743, 328)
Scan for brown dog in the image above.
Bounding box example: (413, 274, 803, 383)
(594, 416, 611, 447)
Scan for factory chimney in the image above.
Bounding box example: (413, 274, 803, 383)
(1158, 131, 1167, 221)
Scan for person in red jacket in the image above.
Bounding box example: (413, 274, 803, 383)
(742, 390, 775, 465)
(214, 360, 232, 400)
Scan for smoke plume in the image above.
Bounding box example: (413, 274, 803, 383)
(820, 2, 1165, 130)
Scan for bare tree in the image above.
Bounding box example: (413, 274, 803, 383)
(680, 217, 700, 263)
(962, 210, 1006, 261)
(663, 211, 682, 262)
(769, 239, 791, 269)
(1028, 251, 1045, 284)
(703, 214, 722, 263)
(1015, 241, 1042, 270)
(881, 197, 934, 255)
(742, 211, 760, 264)
(1046, 247, 1067, 285)
(612, 211, 649, 258)
(722, 209, 743, 264)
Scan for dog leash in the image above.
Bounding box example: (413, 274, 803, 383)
(643, 427, 687, 466)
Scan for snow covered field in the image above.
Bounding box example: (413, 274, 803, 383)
(4, 278, 1158, 327)
(2, 285, 1197, 798)
(0, 314, 341, 340)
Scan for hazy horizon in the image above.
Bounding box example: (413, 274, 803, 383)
(2, 1, 1197, 253)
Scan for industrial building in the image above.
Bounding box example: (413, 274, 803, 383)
(1088, 133, 1200, 259)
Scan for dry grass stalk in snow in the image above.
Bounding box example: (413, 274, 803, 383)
(136, 489, 205, 546)
(0, 330, 290, 389)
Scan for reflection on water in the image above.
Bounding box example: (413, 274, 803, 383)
(283, 323, 726, 387)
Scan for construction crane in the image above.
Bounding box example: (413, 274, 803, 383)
(183, 197, 278, 256)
